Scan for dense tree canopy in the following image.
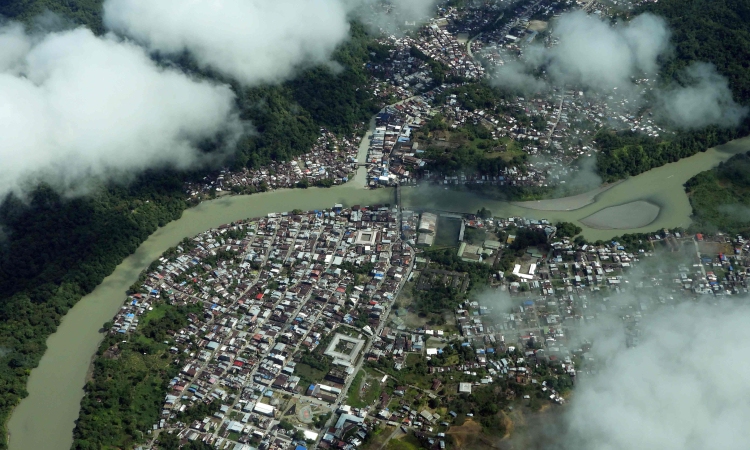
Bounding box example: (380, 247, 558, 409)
(685, 151, 750, 235)
(597, 0, 750, 181)
(595, 126, 749, 182)
(641, 0, 750, 104)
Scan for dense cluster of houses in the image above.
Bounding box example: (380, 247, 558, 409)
(186, 130, 362, 197)
(181, 0, 680, 210)
(362, 98, 431, 187)
(114, 2, 735, 448)
(106, 207, 414, 449)
(109, 202, 750, 450)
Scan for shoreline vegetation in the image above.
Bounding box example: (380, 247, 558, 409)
(686, 151, 750, 236)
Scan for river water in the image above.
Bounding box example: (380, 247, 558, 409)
(8, 135, 750, 449)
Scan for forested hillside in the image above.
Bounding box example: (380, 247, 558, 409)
(596, 0, 750, 181)
(595, 125, 749, 182)
(0, 0, 104, 32)
(0, 3, 387, 448)
(641, 0, 750, 104)
(232, 22, 389, 169)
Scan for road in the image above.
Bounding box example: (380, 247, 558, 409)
(694, 240, 708, 279)
(466, 32, 482, 60)
(378, 426, 406, 450)
(546, 89, 565, 145)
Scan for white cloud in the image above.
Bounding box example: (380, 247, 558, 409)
(657, 62, 748, 129)
(0, 22, 31, 71)
(352, 0, 440, 35)
(103, 0, 353, 86)
(493, 11, 671, 93)
(102, 0, 444, 85)
(544, 11, 670, 89)
(492, 11, 745, 128)
(565, 301, 750, 450)
(0, 24, 243, 198)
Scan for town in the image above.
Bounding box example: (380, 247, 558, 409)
(188, 0, 670, 198)
(89, 2, 743, 450)
(2, 0, 745, 450)
(95, 196, 748, 450)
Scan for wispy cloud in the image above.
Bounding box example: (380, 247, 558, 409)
(0, 22, 243, 198)
(491, 11, 746, 129)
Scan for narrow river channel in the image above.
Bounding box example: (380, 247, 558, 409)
(7, 132, 750, 449)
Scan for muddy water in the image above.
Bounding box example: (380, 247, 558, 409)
(404, 136, 750, 240)
(8, 135, 750, 449)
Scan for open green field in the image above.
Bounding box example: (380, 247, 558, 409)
(295, 362, 327, 386)
(386, 433, 424, 450)
(139, 303, 169, 327)
(347, 370, 383, 408)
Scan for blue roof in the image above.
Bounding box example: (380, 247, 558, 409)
(296, 446, 307, 450)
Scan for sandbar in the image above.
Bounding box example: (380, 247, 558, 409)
(513, 181, 623, 212)
(580, 201, 661, 230)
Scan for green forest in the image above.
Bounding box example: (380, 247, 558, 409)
(0, 178, 191, 449)
(640, 0, 750, 105)
(0, 0, 105, 33)
(0, 2, 389, 448)
(685, 152, 750, 235)
(594, 126, 748, 182)
(597, 0, 750, 181)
